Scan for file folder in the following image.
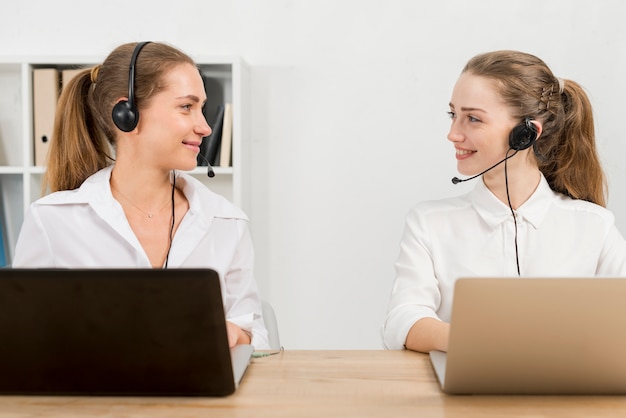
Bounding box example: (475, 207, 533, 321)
(33, 68, 60, 166)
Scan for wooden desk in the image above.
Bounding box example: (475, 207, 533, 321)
(1, 350, 625, 417)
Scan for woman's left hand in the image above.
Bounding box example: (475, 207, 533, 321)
(226, 321, 252, 347)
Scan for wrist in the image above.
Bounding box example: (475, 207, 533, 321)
(241, 328, 252, 344)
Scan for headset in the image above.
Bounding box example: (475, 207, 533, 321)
(508, 117, 538, 151)
(112, 41, 152, 132)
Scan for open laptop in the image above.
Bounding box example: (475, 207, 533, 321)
(430, 277, 626, 395)
(0, 268, 253, 396)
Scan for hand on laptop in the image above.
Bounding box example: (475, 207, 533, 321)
(226, 321, 252, 347)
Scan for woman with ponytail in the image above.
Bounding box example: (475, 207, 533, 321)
(383, 50, 626, 353)
(13, 42, 269, 349)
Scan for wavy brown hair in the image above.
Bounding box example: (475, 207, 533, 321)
(44, 42, 195, 193)
(463, 50, 607, 207)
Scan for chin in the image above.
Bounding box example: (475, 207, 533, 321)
(172, 159, 198, 173)
(456, 166, 473, 177)
(180, 163, 198, 172)
(457, 162, 484, 177)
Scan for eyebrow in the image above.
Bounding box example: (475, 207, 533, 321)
(449, 103, 487, 113)
(176, 94, 202, 103)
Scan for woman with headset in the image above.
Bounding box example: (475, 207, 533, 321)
(12, 41, 269, 349)
(382, 50, 626, 353)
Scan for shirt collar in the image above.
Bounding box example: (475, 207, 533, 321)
(470, 173, 555, 229)
(38, 165, 247, 221)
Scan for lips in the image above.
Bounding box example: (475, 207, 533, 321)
(183, 140, 201, 153)
(456, 148, 475, 156)
(455, 148, 476, 161)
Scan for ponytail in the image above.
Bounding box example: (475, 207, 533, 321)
(535, 80, 606, 207)
(43, 68, 114, 193)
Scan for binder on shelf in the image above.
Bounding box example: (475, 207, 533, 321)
(0, 195, 7, 267)
(61, 68, 82, 92)
(33, 68, 60, 167)
(197, 75, 225, 168)
(197, 104, 225, 167)
(219, 103, 233, 167)
(201, 75, 224, 123)
(0, 229, 6, 267)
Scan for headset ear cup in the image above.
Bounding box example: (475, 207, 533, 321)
(509, 119, 538, 151)
(111, 42, 151, 133)
(112, 100, 139, 132)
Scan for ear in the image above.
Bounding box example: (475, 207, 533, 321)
(530, 120, 543, 140)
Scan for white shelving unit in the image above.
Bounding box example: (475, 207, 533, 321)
(0, 55, 250, 264)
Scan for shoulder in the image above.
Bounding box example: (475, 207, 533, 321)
(407, 193, 472, 217)
(402, 193, 474, 235)
(32, 167, 111, 207)
(551, 192, 616, 224)
(32, 189, 82, 206)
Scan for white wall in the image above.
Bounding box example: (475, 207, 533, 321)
(2, 0, 625, 349)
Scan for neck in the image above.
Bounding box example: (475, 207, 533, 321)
(483, 164, 542, 210)
(110, 166, 174, 213)
(111, 163, 172, 192)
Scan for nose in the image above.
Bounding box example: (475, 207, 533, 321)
(447, 120, 463, 143)
(197, 113, 212, 137)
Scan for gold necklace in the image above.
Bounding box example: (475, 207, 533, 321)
(111, 183, 172, 219)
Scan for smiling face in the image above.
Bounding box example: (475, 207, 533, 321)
(135, 63, 212, 172)
(447, 72, 519, 177)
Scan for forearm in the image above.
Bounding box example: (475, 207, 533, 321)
(405, 317, 450, 353)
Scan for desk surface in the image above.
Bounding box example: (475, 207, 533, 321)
(2, 350, 625, 417)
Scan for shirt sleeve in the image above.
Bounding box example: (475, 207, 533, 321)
(222, 220, 270, 350)
(382, 207, 442, 350)
(12, 205, 55, 267)
(596, 222, 626, 276)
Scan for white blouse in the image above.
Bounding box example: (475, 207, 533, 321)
(382, 175, 626, 350)
(13, 165, 270, 349)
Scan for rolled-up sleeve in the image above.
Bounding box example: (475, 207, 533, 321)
(221, 220, 270, 350)
(382, 207, 442, 350)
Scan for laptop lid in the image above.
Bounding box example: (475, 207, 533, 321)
(0, 268, 252, 396)
(431, 277, 626, 395)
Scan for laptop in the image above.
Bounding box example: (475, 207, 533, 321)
(430, 277, 626, 395)
(0, 268, 253, 396)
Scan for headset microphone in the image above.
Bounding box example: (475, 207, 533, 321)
(196, 152, 216, 178)
(205, 163, 215, 179)
(451, 151, 517, 184)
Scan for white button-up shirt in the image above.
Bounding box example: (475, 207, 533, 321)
(383, 175, 626, 350)
(13, 165, 269, 349)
